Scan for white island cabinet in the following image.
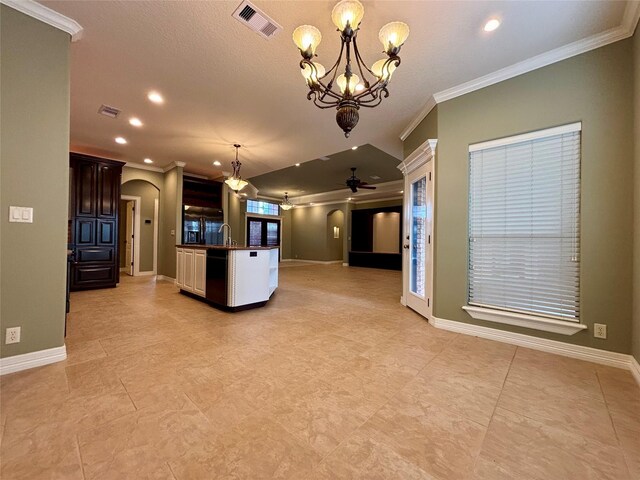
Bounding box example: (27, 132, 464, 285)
(176, 247, 206, 298)
(176, 245, 278, 311)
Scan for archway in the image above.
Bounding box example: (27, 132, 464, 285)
(120, 180, 160, 275)
(326, 209, 345, 261)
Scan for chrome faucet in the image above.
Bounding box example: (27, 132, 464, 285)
(218, 223, 232, 246)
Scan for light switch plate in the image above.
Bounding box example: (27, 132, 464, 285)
(9, 206, 33, 223)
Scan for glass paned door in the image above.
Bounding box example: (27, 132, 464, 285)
(404, 160, 433, 319)
(411, 177, 426, 298)
(247, 217, 281, 248)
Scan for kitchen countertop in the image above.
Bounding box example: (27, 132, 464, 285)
(176, 244, 278, 251)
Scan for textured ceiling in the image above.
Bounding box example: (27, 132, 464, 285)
(42, 0, 628, 184)
(250, 144, 402, 198)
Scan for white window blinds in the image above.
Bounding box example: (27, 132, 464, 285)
(468, 123, 581, 321)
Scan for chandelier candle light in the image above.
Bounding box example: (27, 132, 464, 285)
(280, 192, 294, 211)
(224, 144, 249, 192)
(293, 0, 409, 137)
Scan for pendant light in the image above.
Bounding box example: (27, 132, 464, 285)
(224, 144, 248, 192)
(280, 192, 294, 211)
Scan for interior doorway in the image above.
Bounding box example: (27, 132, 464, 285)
(119, 195, 141, 276)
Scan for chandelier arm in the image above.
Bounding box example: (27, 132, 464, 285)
(353, 81, 384, 101)
(322, 35, 346, 87)
(352, 35, 376, 82)
(307, 89, 340, 108)
(355, 87, 390, 107)
(315, 85, 343, 103)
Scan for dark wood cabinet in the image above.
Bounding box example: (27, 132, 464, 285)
(69, 153, 124, 290)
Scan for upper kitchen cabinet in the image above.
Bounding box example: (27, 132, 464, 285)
(183, 176, 223, 209)
(69, 153, 124, 290)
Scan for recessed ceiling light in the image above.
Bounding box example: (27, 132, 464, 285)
(115, 137, 127, 144)
(309, 202, 315, 206)
(144, 158, 153, 164)
(483, 18, 500, 32)
(399, 190, 404, 194)
(295, 163, 301, 167)
(213, 160, 221, 166)
(347, 197, 352, 201)
(351, 146, 358, 150)
(129, 117, 143, 127)
(147, 91, 164, 104)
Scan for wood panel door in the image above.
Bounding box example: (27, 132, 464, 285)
(97, 164, 119, 218)
(74, 160, 96, 217)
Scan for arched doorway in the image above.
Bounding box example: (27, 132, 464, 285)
(327, 209, 345, 261)
(120, 180, 160, 276)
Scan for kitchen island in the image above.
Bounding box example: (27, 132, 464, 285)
(176, 245, 278, 311)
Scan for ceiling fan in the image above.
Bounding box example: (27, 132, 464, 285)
(346, 167, 377, 193)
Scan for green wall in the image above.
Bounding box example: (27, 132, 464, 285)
(291, 203, 349, 262)
(121, 180, 159, 272)
(406, 38, 635, 354)
(633, 26, 640, 363)
(159, 166, 182, 278)
(404, 105, 438, 158)
(0, 6, 70, 358)
(327, 210, 345, 261)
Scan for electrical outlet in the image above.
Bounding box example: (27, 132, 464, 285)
(5, 327, 20, 344)
(594, 323, 607, 339)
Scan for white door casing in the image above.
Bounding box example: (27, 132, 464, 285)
(397, 139, 437, 320)
(121, 195, 141, 276)
(125, 201, 134, 276)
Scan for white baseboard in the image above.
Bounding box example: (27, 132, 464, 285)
(342, 262, 349, 267)
(137, 271, 156, 277)
(630, 356, 640, 387)
(0, 345, 67, 375)
(156, 275, 175, 283)
(431, 316, 638, 378)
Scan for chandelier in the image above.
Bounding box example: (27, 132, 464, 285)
(293, 0, 409, 137)
(224, 144, 248, 192)
(280, 192, 294, 211)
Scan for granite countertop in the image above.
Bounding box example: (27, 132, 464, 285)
(176, 244, 277, 251)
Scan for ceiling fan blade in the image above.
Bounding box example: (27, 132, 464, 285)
(358, 185, 377, 190)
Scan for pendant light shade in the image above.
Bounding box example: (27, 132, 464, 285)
(224, 144, 248, 192)
(292, 25, 322, 58)
(336, 74, 360, 95)
(378, 21, 410, 54)
(331, 0, 364, 32)
(371, 58, 397, 81)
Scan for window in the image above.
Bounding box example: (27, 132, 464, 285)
(467, 123, 581, 323)
(247, 200, 279, 216)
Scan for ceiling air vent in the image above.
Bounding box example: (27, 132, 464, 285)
(232, 1, 282, 40)
(97, 104, 121, 118)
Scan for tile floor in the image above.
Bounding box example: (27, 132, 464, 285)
(1, 265, 639, 479)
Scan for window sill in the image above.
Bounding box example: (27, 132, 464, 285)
(462, 306, 588, 336)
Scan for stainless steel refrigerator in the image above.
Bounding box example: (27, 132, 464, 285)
(182, 205, 224, 245)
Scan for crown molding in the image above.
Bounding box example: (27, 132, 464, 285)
(399, 96, 437, 141)
(399, 7, 640, 142)
(290, 179, 403, 205)
(123, 162, 164, 173)
(1, 0, 83, 41)
(397, 139, 437, 175)
(163, 161, 186, 172)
